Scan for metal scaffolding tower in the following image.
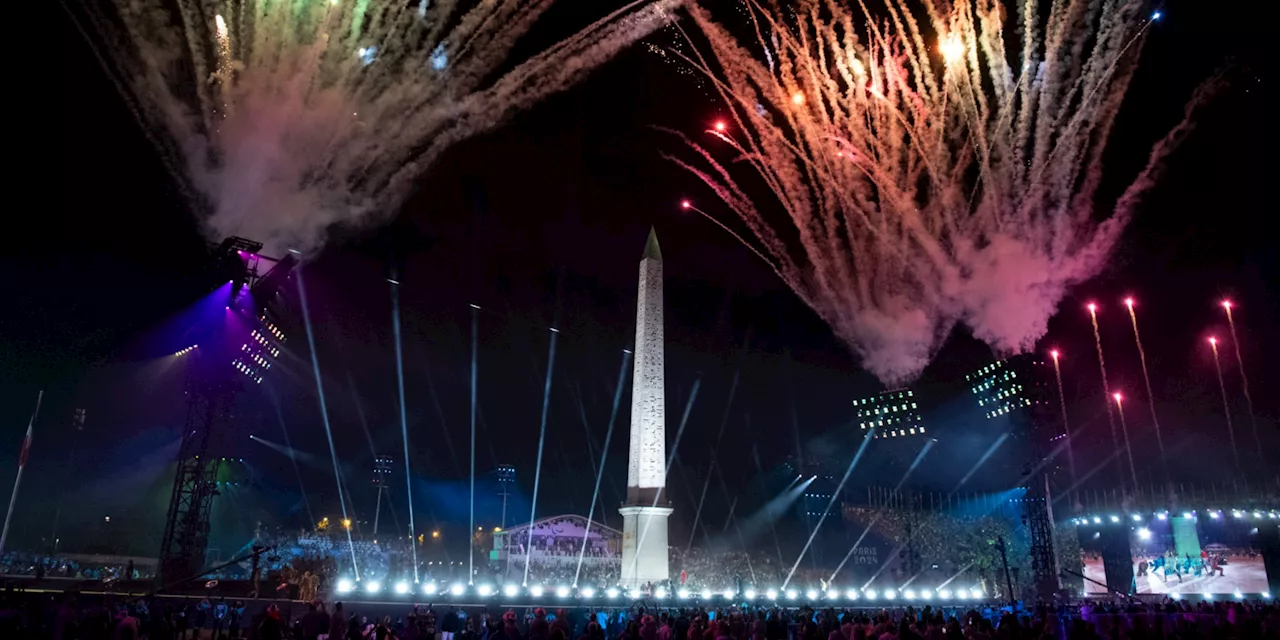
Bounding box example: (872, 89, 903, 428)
(1025, 473, 1060, 601)
(159, 370, 235, 580)
(158, 237, 296, 584)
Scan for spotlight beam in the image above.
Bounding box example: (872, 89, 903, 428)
(1052, 444, 1130, 508)
(346, 372, 379, 461)
(522, 328, 559, 586)
(829, 439, 935, 583)
(952, 434, 1009, 492)
(391, 280, 419, 582)
(266, 388, 315, 525)
(296, 266, 359, 579)
(573, 349, 632, 587)
(782, 427, 875, 589)
(729, 477, 813, 569)
(687, 359, 743, 553)
(468, 303, 478, 584)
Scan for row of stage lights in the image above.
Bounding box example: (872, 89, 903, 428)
(239, 318, 283, 385)
(232, 358, 264, 384)
(174, 345, 198, 356)
(259, 317, 286, 343)
(249, 330, 281, 357)
(333, 581, 991, 603)
(1168, 591, 1272, 601)
(1071, 509, 1280, 526)
(333, 580, 1276, 603)
(240, 344, 273, 369)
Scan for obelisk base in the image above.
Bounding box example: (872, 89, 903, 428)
(619, 505, 673, 587)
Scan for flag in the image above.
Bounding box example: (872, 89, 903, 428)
(17, 425, 31, 467)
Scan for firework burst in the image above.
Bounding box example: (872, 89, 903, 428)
(81, 0, 678, 252)
(668, 0, 1211, 383)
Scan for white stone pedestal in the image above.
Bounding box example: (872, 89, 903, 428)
(619, 504, 673, 587)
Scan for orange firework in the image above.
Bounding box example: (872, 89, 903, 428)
(668, 0, 1212, 384)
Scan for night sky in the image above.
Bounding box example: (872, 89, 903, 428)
(3, 0, 1274, 557)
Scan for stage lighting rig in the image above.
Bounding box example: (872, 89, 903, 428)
(212, 237, 264, 301)
(159, 237, 296, 583)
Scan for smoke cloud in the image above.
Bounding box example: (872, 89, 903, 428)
(93, 0, 680, 254)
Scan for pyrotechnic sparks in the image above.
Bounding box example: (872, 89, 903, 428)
(1220, 301, 1261, 459)
(1048, 349, 1074, 488)
(667, 0, 1209, 383)
(82, 0, 678, 253)
(1207, 336, 1243, 480)
(1111, 392, 1139, 491)
(938, 34, 965, 64)
(1088, 304, 1125, 492)
(1123, 297, 1166, 469)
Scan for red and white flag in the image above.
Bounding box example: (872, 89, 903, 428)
(17, 425, 32, 468)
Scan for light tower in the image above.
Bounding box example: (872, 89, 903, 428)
(496, 465, 516, 529)
(372, 455, 393, 536)
(619, 228, 672, 588)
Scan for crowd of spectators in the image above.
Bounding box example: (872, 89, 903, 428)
(489, 562, 621, 588)
(667, 548, 830, 592)
(0, 551, 151, 582)
(487, 544, 837, 591)
(839, 509, 1029, 594)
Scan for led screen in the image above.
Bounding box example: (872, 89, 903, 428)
(1130, 513, 1269, 594)
(1079, 528, 1109, 594)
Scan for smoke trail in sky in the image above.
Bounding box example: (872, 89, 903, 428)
(1221, 303, 1261, 459)
(85, 0, 679, 253)
(1208, 338, 1242, 480)
(669, 0, 1210, 383)
(1089, 305, 1124, 491)
(1124, 300, 1167, 467)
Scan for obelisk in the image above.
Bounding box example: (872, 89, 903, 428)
(619, 227, 672, 588)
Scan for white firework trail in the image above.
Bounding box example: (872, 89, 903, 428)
(667, 0, 1213, 383)
(78, 0, 680, 253)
